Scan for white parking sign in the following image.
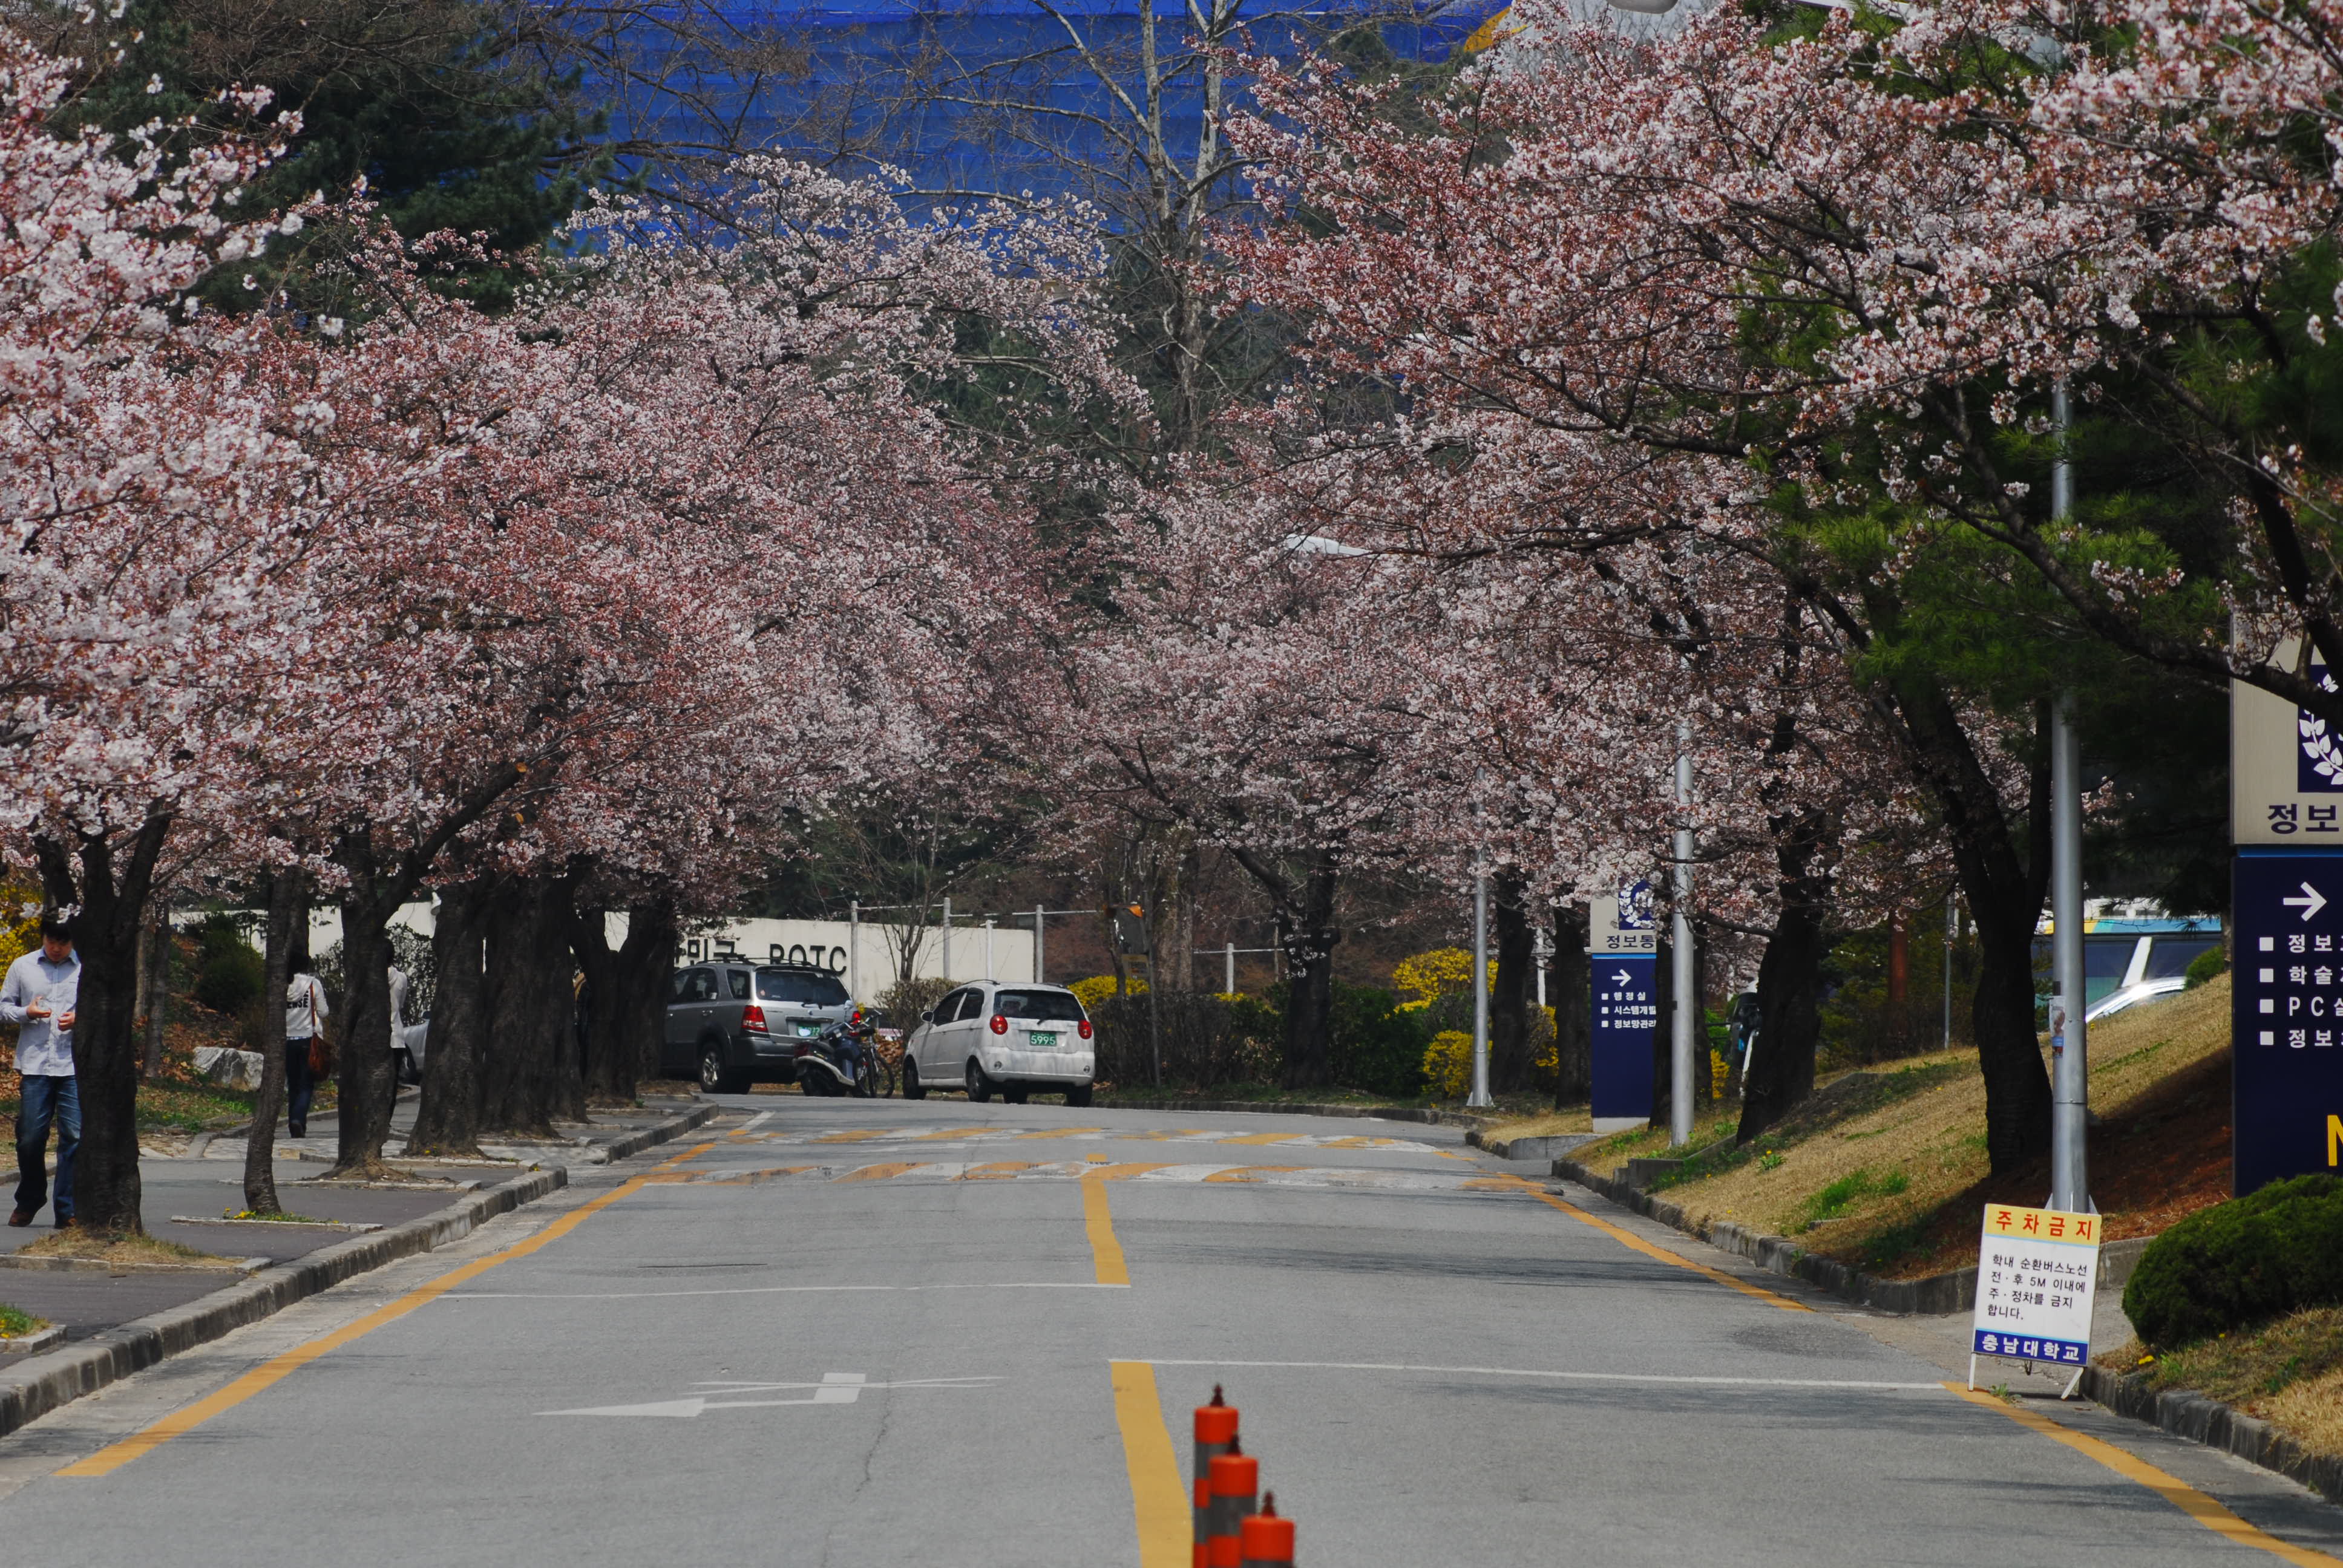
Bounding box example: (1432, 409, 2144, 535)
(1970, 1203, 2101, 1376)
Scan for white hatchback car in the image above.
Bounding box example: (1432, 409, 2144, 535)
(902, 981, 1095, 1105)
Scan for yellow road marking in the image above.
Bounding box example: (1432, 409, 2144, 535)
(1016, 1127, 1107, 1140)
(834, 1162, 923, 1182)
(1089, 1162, 1178, 1181)
(1217, 1131, 1300, 1146)
(1086, 1151, 1110, 1163)
(809, 1128, 897, 1144)
(1204, 1165, 1306, 1183)
(1320, 1136, 1395, 1149)
(1514, 1181, 1811, 1314)
(58, 1141, 717, 1478)
(960, 1161, 1040, 1180)
(1946, 1385, 2342, 1566)
(908, 1126, 994, 1142)
(1114, 1129, 1207, 1142)
(1083, 1178, 1130, 1285)
(1109, 1361, 1189, 1568)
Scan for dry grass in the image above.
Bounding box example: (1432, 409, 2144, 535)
(1480, 1106, 1595, 1140)
(16, 1232, 240, 1268)
(2104, 1306, 2343, 1465)
(1608, 976, 2233, 1270)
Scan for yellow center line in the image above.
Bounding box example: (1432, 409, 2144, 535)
(57, 1141, 717, 1479)
(1945, 1385, 2341, 1566)
(1513, 1180, 1811, 1314)
(1083, 1178, 1130, 1285)
(1109, 1361, 1188, 1568)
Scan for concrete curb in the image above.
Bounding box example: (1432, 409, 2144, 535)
(0, 1166, 565, 1438)
(0, 1101, 712, 1440)
(1553, 1158, 1977, 1315)
(2082, 1365, 2343, 1503)
(1469, 1129, 1604, 1161)
(1093, 1098, 1500, 1131)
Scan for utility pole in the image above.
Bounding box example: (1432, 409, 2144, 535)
(2049, 381, 2090, 1214)
(983, 917, 995, 982)
(1225, 941, 1236, 995)
(941, 896, 952, 982)
(848, 900, 859, 1001)
(1468, 802, 1494, 1108)
(1034, 905, 1044, 983)
(1671, 722, 1696, 1148)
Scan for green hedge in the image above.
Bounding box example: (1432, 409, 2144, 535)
(2124, 1174, 2343, 1348)
(192, 914, 264, 1014)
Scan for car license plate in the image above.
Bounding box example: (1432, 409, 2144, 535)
(797, 1024, 820, 1038)
(1027, 1031, 1058, 1049)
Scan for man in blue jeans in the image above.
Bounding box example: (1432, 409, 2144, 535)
(0, 914, 79, 1229)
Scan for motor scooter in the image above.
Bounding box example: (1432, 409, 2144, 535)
(795, 1012, 880, 1097)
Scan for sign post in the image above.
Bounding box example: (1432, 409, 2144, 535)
(1590, 881, 1659, 1133)
(1968, 1202, 2102, 1397)
(2233, 638, 2343, 1194)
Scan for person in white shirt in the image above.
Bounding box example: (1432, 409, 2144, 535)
(285, 951, 330, 1139)
(0, 915, 80, 1229)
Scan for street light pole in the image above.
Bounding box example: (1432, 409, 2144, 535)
(1469, 841, 1493, 1108)
(848, 900, 859, 1001)
(2049, 381, 2090, 1214)
(941, 896, 952, 982)
(1671, 721, 1696, 1148)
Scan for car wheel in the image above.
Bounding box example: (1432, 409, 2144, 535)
(700, 1044, 748, 1096)
(965, 1060, 992, 1103)
(903, 1060, 926, 1100)
(1065, 1084, 1092, 1108)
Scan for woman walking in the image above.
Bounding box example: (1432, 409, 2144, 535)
(286, 952, 330, 1139)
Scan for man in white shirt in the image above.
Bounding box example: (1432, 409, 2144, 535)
(0, 915, 80, 1229)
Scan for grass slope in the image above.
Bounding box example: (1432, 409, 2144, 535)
(1553, 975, 2234, 1279)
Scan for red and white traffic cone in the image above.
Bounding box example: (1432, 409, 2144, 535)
(1240, 1492, 1296, 1568)
(1193, 1386, 1238, 1568)
(1206, 1440, 1260, 1568)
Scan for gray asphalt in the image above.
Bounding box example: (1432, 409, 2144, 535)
(0, 1096, 2336, 1566)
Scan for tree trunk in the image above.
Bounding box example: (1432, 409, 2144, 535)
(332, 880, 400, 1175)
(479, 878, 582, 1135)
(33, 811, 172, 1236)
(410, 877, 490, 1157)
(1650, 934, 1675, 1134)
(244, 869, 302, 1215)
(1550, 902, 1591, 1107)
(1489, 877, 1535, 1093)
(137, 902, 171, 1079)
(625, 901, 678, 1085)
(1895, 681, 2054, 1169)
(1278, 853, 1340, 1089)
(573, 892, 676, 1103)
(1740, 808, 1833, 1145)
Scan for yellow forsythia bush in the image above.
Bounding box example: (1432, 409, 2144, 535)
(1067, 973, 1147, 1012)
(1391, 947, 1493, 1011)
(1421, 1030, 1474, 1097)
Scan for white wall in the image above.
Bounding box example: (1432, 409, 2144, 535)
(193, 903, 1037, 1005)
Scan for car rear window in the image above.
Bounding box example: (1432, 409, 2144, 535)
(991, 989, 1086, 1023)
(758, 969, 849, 1005)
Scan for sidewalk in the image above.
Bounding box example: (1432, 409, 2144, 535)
(0, 1093, 705, 1347)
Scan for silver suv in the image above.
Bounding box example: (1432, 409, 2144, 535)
(902, 981, 1094, 1105)
(663, 962, 855, 1093)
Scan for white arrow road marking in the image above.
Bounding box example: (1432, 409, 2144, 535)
(543, 1373, 998, 1418)
(2286, 882, 2329, 921)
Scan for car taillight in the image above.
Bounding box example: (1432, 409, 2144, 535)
(989, 1014, 1008, 1035)
(1077, 1019, 1093, 1040)
(851, 1008, 863, 1025)
(742, 1005, 768, 1033)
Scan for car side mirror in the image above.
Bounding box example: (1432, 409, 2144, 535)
(920, 1009, 934, 1023)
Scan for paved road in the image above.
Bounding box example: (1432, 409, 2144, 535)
(1, 1097, 2338, 1566)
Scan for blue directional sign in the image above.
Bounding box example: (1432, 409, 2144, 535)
(1592, 954, 1658, 1123)
(1590, 879, 1659, 1125)
(2233, 850, 2343, 1194)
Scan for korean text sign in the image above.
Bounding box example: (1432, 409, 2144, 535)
(1971, 1203, 2100, 1367)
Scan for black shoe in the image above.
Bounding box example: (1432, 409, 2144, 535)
(53, 1216, 75, 1231)
(288, 1125, 304, 1138)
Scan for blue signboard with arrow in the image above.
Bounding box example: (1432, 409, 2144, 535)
(2233, 850, 2343, 1195)
(1590, 880, 1658, 1129)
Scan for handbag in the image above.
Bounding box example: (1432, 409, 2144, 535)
(307, 1032, 333, 1077)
